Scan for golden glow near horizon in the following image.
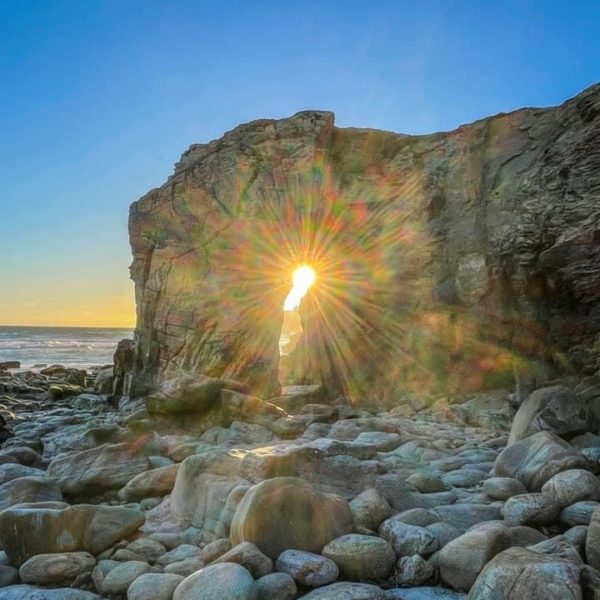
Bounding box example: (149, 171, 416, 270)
(283, 265, 316, 311)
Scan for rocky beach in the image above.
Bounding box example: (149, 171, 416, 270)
(0, 81, 599, 600)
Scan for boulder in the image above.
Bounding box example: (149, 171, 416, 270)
(322, 534, 396, 580)
(0, 504, 144, 565)
(230, 477, 352, 559)
(255, 572, 297, 600)
(47, 443, 151, 499)
(300, 582, 386, 599)
(0, 586, 102, 600)
(378, 518, 438, 556)
(349, 488, 392, 531)
(146, 375, 248, 418)
(501, 493, 560, 526)
(560, 501, 598, 526)
(541, 469, 600, 507)
(169, 450, 248, 529)
(494, 431, 588, 491)
(386, 588, 466, 599)
(438, 523, 511, 592)
(391, 555, 434, 587)
(275, 549, 338, 587)
(468, 546, 581, 599)
(0, 476, 62, 511)
(0, 463, 44, 485)
(481, 477, 527, 501)
(19, 552, 95, 585)
(100, 560, 153, 595)
(508, 385, 596, 444)
(118, 464, 180, 501)
(127, 572, 184, 600)
(212, 542, 273, 578)
(585, 504, 600, 569)
(173, 562, 258, 600)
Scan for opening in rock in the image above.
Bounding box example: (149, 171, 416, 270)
(279, 265, 316, 357)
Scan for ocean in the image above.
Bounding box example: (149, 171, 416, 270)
(0, 326, 133, 370)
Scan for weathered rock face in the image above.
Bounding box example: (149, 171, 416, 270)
(129, 84, 600, 399)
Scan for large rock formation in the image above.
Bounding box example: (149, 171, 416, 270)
(129, 84, 600, 399)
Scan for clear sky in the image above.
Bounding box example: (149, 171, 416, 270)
(1, 0, 599, 327)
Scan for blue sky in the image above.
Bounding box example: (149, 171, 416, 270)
(1, 0, 599, 325)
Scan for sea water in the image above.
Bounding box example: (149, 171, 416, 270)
(0, 326, 133, 369)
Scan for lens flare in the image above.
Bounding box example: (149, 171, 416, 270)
(284, 266, 316, 310)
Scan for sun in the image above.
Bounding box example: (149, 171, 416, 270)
(283, 265, 316, 311)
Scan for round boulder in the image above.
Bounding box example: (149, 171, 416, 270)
(322, 534, 395, 581)
(541, 469, 600, 508)
(230, 477, 352, 559)
(173, 562, 257, 600)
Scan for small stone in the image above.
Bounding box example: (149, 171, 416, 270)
(275, 549, 338, 587)
(164, 556, 205, 576)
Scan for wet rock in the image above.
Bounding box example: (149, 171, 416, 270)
(173, 562, 258, 600)
(19, 551, 95, 585)
(438, 523, 511, 592)
(501, 493, 560, 526)
(0, 503, 144, 565)
(230, 477, 352, 559)
(275, 549, 338, 587)
(494, 431, 588, 491)
(127, 572, 184, 600)
(541, 468, 600, 507)
(469, 546, 581, 599)
(322, 534, 396, 580)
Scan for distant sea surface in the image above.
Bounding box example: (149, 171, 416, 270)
(0, 326, 133, 369)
